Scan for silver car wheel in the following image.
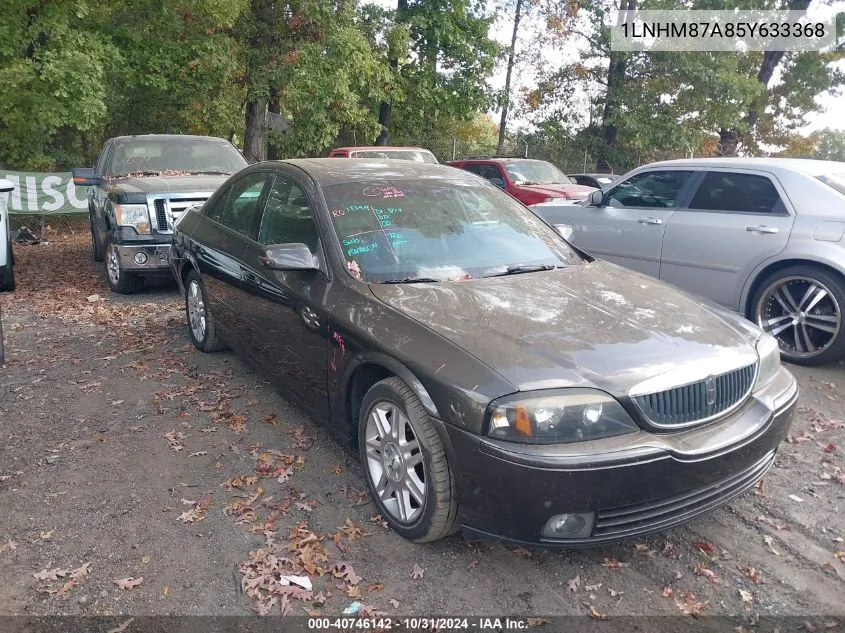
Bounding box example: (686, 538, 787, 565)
(106, 244, 121, 286)
(756, 275, 841, 360)
(187, 279, 207, 343)
(364, 401, 426, 524)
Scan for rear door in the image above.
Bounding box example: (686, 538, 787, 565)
(660, 169, 794, 310)
(566, 169, 695, 277)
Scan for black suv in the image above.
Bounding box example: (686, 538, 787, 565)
(72, 134, 247, 293)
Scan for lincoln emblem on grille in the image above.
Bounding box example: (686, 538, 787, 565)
(705, 376, 716, 406)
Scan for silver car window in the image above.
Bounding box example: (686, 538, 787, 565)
(605, 171, 693, 208)
(687, 171, 785, 214)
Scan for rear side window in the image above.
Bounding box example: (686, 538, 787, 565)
(818, 173, 845, 196)
(688, 171, 786, 214)
(605, 171, 693, 208)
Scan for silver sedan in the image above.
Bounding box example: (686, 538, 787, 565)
(531, 158, 845, 366)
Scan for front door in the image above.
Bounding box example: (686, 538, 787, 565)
(660, 170, 795, 310)
(566, 170, 695, 277)
(239, 172, 333, 417)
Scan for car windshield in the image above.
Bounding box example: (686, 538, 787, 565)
(818, 172, 845, 196)
(349, 150, 439, 164)
(505, 161, 571, 185)
(323, 179, 584, 283)
(106, 138, 247, 177)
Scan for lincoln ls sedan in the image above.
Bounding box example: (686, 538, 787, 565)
(169, 159, 798, 546)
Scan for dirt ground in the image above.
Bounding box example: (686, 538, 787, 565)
(1, 222, 844, 623)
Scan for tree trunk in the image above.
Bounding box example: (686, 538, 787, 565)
(267, 90, 280, 160)
(496, 0, 524, 156)
(244, 100, 267, 164)
(717, 128, 739, 157)
(597, 0, 636, 171)
(375, 0, 409, 146)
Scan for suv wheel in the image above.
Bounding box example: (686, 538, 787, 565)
(752, 265, 845, 365)
(359, 377, 459, 542)
(104, 241, 140, 294)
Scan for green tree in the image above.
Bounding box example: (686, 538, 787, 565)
(809, 128, 845, 161)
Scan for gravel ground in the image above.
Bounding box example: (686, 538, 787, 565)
(1, 224, 844, 624)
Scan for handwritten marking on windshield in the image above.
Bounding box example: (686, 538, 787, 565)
(362, 186, 406, 199)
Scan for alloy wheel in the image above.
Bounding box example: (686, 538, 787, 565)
(187, 279, 207, 343)
(106, 244, 121, 287)
(364, 401, 426, 524)
(756, 275, 841, 360)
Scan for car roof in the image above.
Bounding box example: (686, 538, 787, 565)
(108, 134, 231, 143)
(332, 146, 434, 152)
(449, 157, 547, 164)
(645, 157, 845, 176)
(268, 158, 461, 185)
(569, 172, 617, 177)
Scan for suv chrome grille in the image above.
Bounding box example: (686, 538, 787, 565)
(632, 363, 756, 427)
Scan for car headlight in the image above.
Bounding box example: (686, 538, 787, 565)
(115, 204, 151, 235)
(753, 333, 781, 391)
(486, 389, 640, 444)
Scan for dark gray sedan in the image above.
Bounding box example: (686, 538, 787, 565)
(169, 159, 797, 546)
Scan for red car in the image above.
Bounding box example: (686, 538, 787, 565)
(328, 146, 439, 163)
(447, 157, 596, 205)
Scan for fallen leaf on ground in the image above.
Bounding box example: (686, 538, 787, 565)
(369, 514, 389, 529)
(824, 442, 837, 454)
(114, 577, 143, 590)
(331, 464, 342, 474)
(763, 535, 781, 556)
(584, 583, 601, 591)
(739, 589, 754, 610)
(332, 563, 361, 586)
(662, 586, 673, 598)
(246, 399, 259, 407)
(162, 586, 169, 598)
(262, 414, 279, 425)
(567, 574, 580, 592)
(609, 588, 624, 597)
(789, 494, 804, 503)
(694, 540, 715, 555)
(744, 566, 763, 583)
(588, 605, 607, 620)
(188, 451, 207, 457)
(290, 426, 313, 450)
(677, 590, 707, 616)
(40, 531, 53, 540)
(835, 551, 845, 564)
(412, 563, 425, 579)
(389, 598, 400, 609)
(695, 562, 718, 584)
(601, 558, 630, 569)
(366, 583, 384, 592)
(141, 555, 151, 565)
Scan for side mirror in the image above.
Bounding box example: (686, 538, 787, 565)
(72, 167, 101, 187)
(0, 178, 14, 193)
(553, 224, 574, 240)
(258, 243, 318, 271)
(588, 189, 604, 206)
(489, 177, 506, 188)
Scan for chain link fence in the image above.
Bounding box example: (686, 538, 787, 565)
(335, 131, 695, 175)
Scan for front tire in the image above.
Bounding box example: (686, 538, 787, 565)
(104, 241, 141, 294)
(359, 377, 459, 543)
(184, 270, 226, 352)
(752, 265, 845, 366)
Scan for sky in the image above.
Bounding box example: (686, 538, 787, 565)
(485, 1, 845, 134)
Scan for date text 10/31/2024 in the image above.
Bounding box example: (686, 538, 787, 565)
(307, 617, 535, 630)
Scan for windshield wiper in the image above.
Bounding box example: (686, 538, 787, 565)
(380, 277, 441, 284)
(484, 264, 561, 278)
(188, 170, 232, 175)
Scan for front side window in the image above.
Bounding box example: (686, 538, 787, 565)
(605, 171, 693, 208)
(688, 171, 785, 213)
(504, 160, 571, 185)
(323, 179, 584, 283)
(257, 175, 320, 251)
(216, 172, 269, 236)
(105, 137, 247, 177)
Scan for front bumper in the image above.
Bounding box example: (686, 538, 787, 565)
(449, 366, 798, 546)
(112, 242, 172, 274)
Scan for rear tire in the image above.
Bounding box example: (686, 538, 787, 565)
(752, 264, 845, 366)
(185, 269, 226, 352)
(359, 377, 459, 543)
(104, 241, 140, 294)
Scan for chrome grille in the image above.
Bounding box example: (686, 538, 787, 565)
(149, 197, 208, 233)
(632, 363, 756, 427)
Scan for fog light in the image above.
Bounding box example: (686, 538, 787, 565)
(541, 512, 595, 539)
(133, 252, 148, 265)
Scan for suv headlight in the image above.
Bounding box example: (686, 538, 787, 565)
(115, 204, 151, 235)
(486, 389, 639, 444)
(753, 333, 781, 391)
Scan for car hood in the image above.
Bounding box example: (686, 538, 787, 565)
(106, 174, 230, 195)
(369, 261, 759, 395)
(517, 183, 596, 199)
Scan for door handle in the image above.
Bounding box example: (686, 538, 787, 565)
(746, 225, 779, 234)
(638, 217, 663, 225)
(242, 271, 259, 283)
